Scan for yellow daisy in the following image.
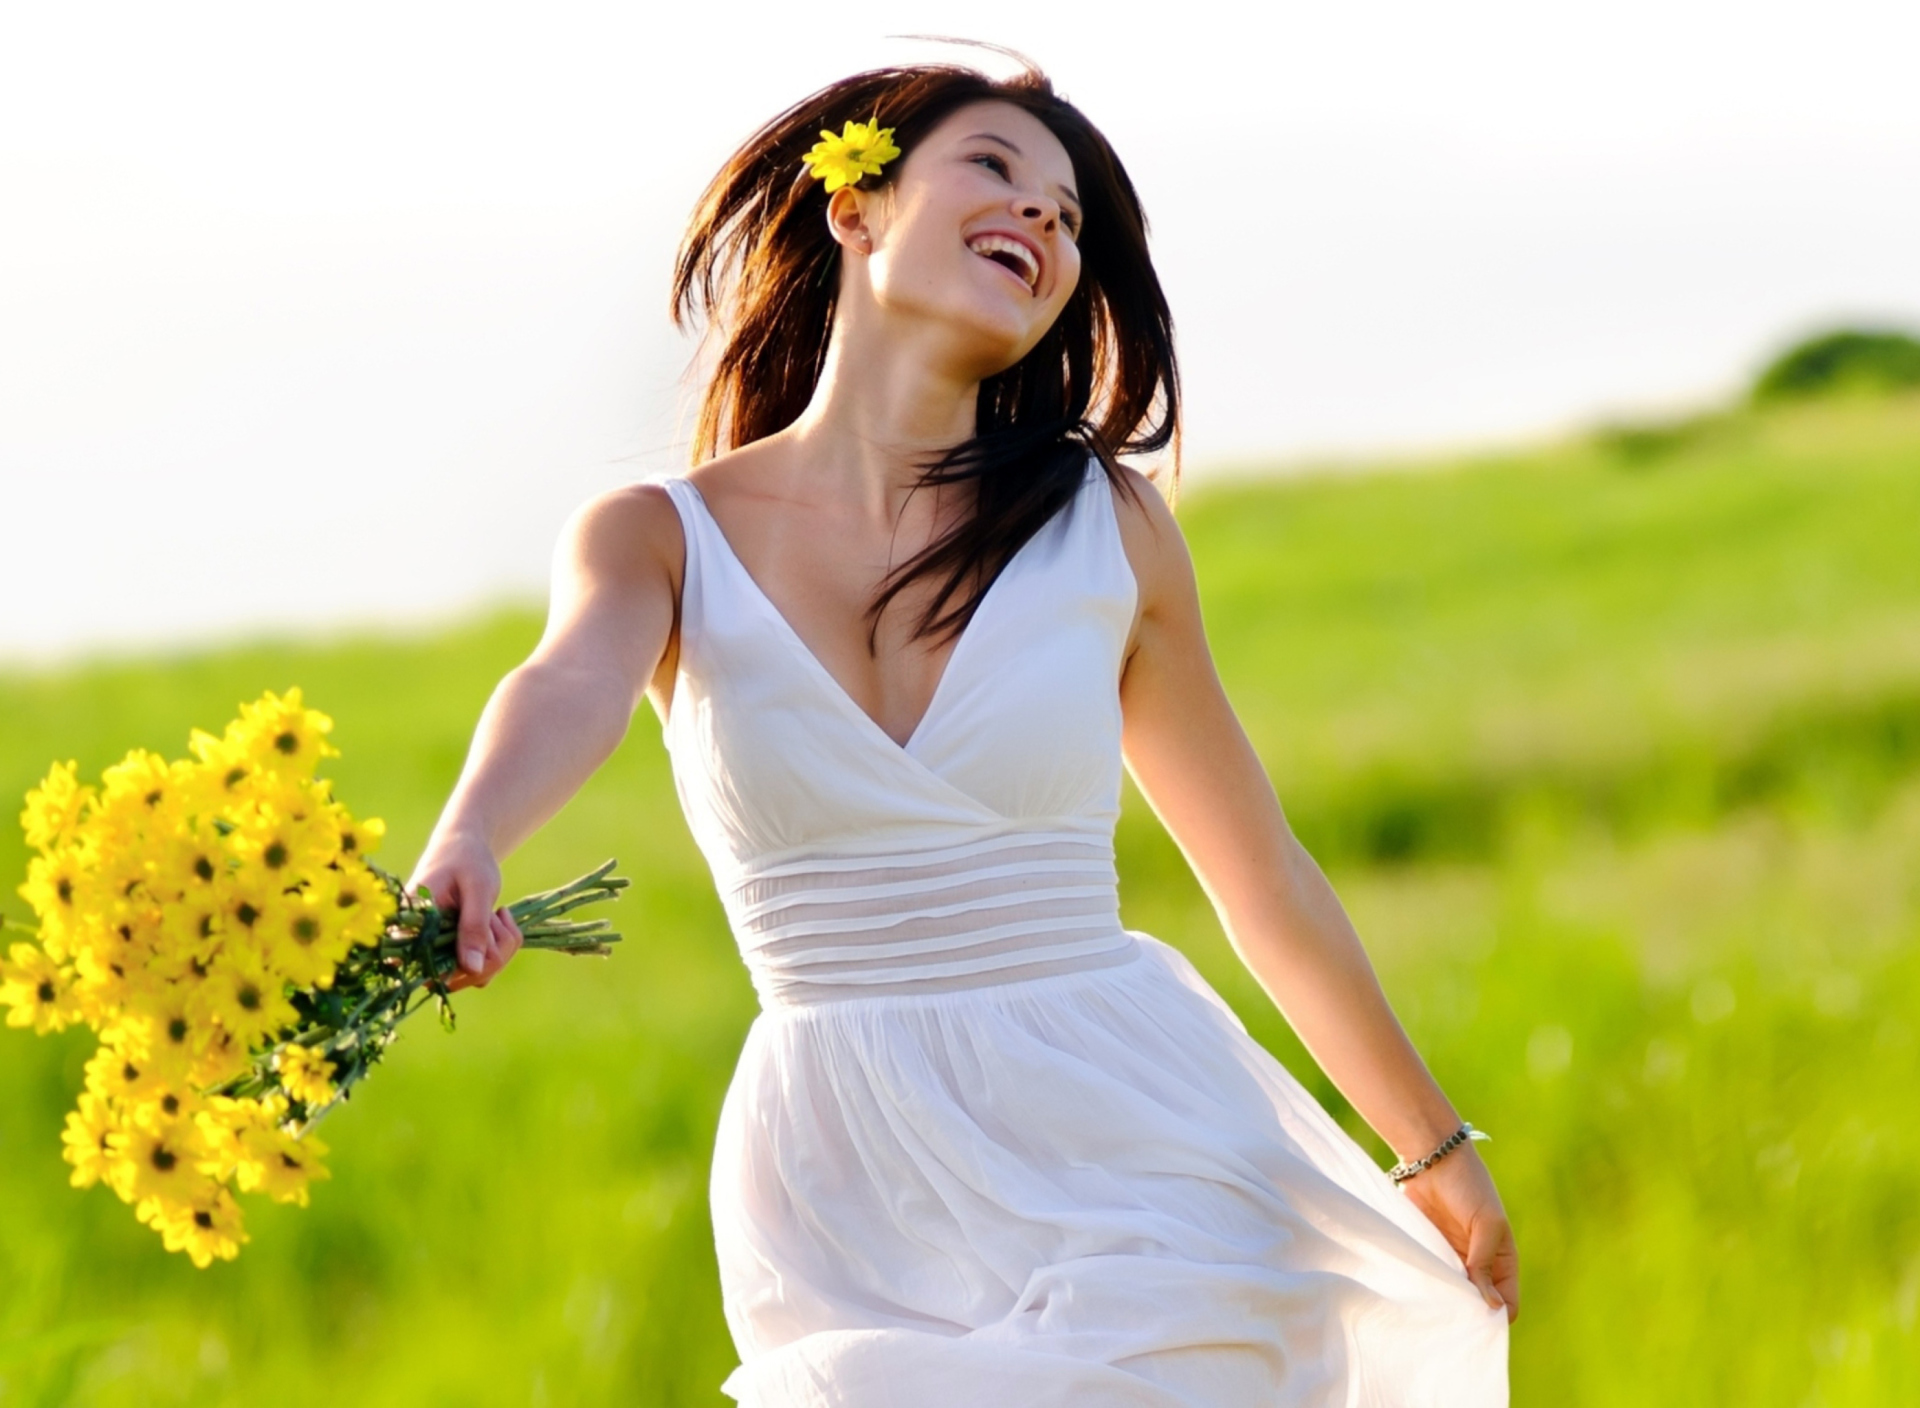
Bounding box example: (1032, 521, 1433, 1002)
(192, 947, 295, 1050)
(84, 1042, 170, 1111)
(155, 1184, 249, 1268)
(230, 688, 337, 780)
(108, 986, 208, 1087)
(61, 1090, 123, 1189)
(802, 118, 903, 193)
(310, 863, 396, 951)
(259, 888, 353, 990)
(20, 760, 92, 852)
(274, 1042, 337, 1110)
(232, 1122, 330, 1207)
(0, 942, 78, 1034)
(18, 850, 91, 960)
(111, 1117, 206, 1211)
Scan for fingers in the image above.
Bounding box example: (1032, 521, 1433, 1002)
(457, 909, 523, 990)
(1496, 1258, 1521, 1324)
(411, 851, 519, 992)
(495, 907, 524, 959)
(484, 908, 522, 981)
(454, 877, 499, 977)
(1464, 1213, 1519, 1322)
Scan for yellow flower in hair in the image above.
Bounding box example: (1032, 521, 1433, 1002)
(803, 118, 902, 193)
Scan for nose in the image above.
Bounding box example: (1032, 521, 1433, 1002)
(1013, 193, 1060, 235)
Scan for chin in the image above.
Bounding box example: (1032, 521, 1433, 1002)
(942, 300, 1056, 381)
(873, 272, 1059, 382)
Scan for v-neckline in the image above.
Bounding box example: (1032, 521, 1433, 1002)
(679, 481, 1016, 757)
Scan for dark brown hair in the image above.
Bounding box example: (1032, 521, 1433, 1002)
(672, 61, 1179, 643)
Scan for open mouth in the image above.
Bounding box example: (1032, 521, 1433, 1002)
(966, 234, 1040, 293)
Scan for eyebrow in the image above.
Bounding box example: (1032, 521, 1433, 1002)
(965, 132, 1082, 211)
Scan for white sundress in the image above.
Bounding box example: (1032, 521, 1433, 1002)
(656, 464, 1508, 1407)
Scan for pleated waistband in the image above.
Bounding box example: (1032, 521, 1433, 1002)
(723, 832, 1139, 1008)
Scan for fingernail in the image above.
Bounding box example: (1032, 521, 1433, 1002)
(464, 948, 483, 972)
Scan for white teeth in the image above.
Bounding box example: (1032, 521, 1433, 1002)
(966, 234, 1039, 289)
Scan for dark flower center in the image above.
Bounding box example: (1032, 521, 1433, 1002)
(236, 902, 260, 927)
(194, 1210, 214, 1228)
(238, 983, 261, 1011)
(151, 1145, 176, 1172)
(194, 857, 215, 882)
(225, 767, 247, 789)
(168, 1017, 188, 1044)
(292, 917, 320, 945)
(264, 843, 288, 870)
(36, 980, 55, 1003)
(162, 1093, 179, 1115)
(56, 878, 72, 904)
(275, 731, 299, 754)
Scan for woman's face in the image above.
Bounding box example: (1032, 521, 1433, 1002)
(837, 100, 1083, 379)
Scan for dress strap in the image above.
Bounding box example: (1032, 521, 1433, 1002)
(1066, 458, 1141, 627)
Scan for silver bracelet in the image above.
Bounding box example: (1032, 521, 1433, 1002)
(1388, 1122, 1490, 1185)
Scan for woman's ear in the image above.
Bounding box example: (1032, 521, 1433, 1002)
(825, 187, 873, 255)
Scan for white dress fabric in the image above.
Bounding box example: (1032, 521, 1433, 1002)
(658, 465, 1508, 1407)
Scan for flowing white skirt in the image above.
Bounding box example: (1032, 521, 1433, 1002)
(712, 936, 1508, 1406)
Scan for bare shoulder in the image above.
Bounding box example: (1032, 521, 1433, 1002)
(1105, 464, 1196, 607)
(558, 481, 686, 592)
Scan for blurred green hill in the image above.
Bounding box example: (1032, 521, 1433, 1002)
(2, 395, 1918, 1405)
(1752, 327, 1920, 406)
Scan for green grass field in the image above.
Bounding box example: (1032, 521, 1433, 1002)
(3, 398, 1917, 1405)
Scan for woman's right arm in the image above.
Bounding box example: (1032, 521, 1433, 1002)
(409, 484, 684, 985)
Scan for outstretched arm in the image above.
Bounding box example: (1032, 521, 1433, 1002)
(1112, 472, 1519, 1322)
(410, 484, 684, 987)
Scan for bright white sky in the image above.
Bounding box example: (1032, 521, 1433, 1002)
(4, 1, 1918, 661)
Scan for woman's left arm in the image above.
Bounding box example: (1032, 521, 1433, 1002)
(1112, 473, 1519, 1322)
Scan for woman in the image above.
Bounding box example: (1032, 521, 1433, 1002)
(413, 61, 1517, 1405)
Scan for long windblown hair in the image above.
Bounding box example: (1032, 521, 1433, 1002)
(672, 61, 1180, 644)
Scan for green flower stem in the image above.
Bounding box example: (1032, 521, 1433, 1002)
(208, 861, 628, 1134)
(382, 860, 628, 959)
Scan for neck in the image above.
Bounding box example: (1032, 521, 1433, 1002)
(782, 301, 981, 521)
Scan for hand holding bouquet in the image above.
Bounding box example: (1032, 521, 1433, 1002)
(1, 690, 623, 1266)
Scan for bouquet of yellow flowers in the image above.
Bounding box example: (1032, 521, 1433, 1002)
(1, 690, 623, 1267)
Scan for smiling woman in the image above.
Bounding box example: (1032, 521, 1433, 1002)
(670, 64, 1177, 652)
(409, 58, 1512, 1407)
